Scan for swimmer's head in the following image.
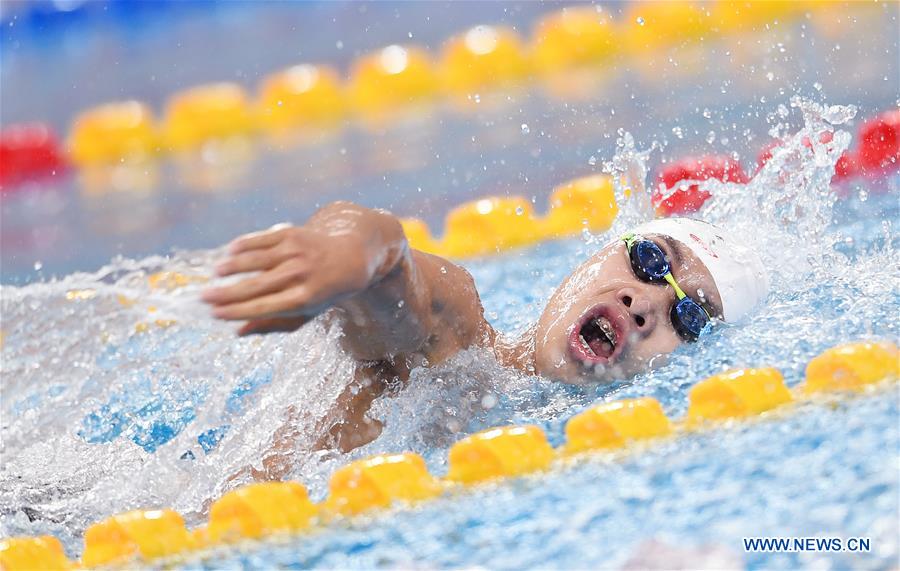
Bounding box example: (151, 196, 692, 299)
(532, 217, 769, 384)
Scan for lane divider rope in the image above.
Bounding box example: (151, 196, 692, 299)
(3, 2, 885, 191)
(1, 340, 896, 570)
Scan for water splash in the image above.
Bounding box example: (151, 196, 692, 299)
(600, 129, 658, 230)
(0, 97, 896, 563)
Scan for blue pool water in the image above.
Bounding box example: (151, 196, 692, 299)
(2, 166, 898, 568)
(179, 395, 899, 570)
(1, 3, 899, 570)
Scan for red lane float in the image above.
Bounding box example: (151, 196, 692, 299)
(0, 123, 68, 191)
(757, 110, 900, 185)
(856, 109, 900, 177)
(756, 131, 857, 183)
(833, 151, 858, 182)
(653, 155, 749, 216)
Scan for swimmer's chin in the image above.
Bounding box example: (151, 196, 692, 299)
(545, 353, 667, 385)
(537, 358, 626, 386)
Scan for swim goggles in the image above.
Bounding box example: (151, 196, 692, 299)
(622, 233, 712, 342)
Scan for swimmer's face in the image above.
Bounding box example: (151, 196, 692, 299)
(533, 234, 723, 384)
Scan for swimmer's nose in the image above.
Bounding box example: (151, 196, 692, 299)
(617, 287, 660, 335)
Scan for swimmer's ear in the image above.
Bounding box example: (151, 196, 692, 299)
(238, 316, 310, 336)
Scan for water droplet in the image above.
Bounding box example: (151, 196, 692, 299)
(335, 40, 343, 49)
(515, 207, 524, 215)
(33, 261, 43, 271)
(521, 123, 530, 134)
(766, 71, 775, 81)
(672, 126, 684, 139)
(636, 16, 645, 25)
(481, 394, 498, 409)
(588, 155, 598, 166)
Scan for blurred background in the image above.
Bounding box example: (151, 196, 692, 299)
(1, 0, 898, 283)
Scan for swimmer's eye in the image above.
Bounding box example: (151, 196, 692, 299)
(622, 233, 711, 342)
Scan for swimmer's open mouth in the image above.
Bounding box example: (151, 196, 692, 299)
(568, 305, 627, 365)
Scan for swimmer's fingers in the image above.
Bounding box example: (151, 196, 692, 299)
(215, 246, 290, 277)
(211, 284, 319, 321)
(202, 266, 300, 305)
(228, 223, 292, 254)
(238, 316, 310, 336)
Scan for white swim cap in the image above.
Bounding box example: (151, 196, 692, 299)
(630, 218, 769, 322)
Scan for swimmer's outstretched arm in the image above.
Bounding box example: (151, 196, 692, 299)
(202, 201, 492, 364)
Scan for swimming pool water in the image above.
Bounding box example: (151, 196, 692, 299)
(179, 394, 899, 570)
(1, 2, 899, 569)
(2, 172, 897, 567)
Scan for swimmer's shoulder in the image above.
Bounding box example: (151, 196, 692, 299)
(411, 250, 496, 363)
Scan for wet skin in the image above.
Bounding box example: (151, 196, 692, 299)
(531, 233, 723, 384)
(202, 201, 723, 466)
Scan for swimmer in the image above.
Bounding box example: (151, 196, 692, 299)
(202, 201, 767, 463)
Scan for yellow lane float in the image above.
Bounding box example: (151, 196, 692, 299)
(50, 1, 859, 180)
(687, 367, 793, 422)
(349, 45, 438, 119)
(621, 1, 710, 53)
(207, 481, 317, 543)
(446, 425, 555, 485)
(801, 341, 899, 394)
(0, 536, 75, 571)
(565, 397, 672, 453)
(65, 289, 98, 301)
(81, 509, 193, 568)
(711, 0, 806, 34)
(542, 174, 618, 238)
(258, 64, 345, 132)
(68, 101, 159, 165)
(3, 339, 895, 567)
(163, 83, 255, 152)
(326, 453, 442, 516)
(133, 319, 178, 334)
(441, 196, 540, 257)
(400, 217, 442, 255)
(531, 6, 618, 73)
(441, 25, 531, 94)
(147, 271, 208, 291)
(400, 175, 617, 258)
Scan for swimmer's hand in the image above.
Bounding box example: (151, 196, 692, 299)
(202, 201, 408, 338)
(202, 201, 488, 364)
